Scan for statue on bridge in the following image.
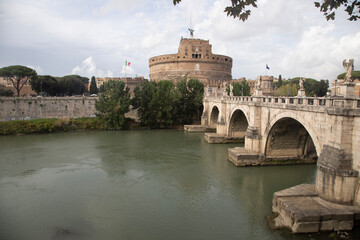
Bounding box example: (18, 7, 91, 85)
(342, 59, 354, 83)
(255, 76, 262, 90)
(299, 78, 305, 90)
(223, 81, 228, 96)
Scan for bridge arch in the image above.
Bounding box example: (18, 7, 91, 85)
(209, 105, 220, 128)
(263, 112, 320, 161)
(228, 107, 249, 137)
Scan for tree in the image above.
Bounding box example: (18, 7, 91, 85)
(95, 80, 131, 130)
(173, 0, 359, 21)
(0, 65, 37, 96)
(131, 80, 157, 127)
(337, 70, 360, 79)
(90, 76, 98, 95)
(274, 83, 299, 96)
(277, 75, 283, 89)
(175, 79, 204, 124)
(57, 75, 88, 96)
(315, 0, 360, 21)
(30, 75, 58, 96)
(286, 77, 329, 97)
(0, 88, 14, 96)
(151, 80, 177, 128)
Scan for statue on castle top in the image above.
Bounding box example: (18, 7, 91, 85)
(299, 78, 305, 90)
(343, 59, 354, 83)
(188, 28, 194, 38)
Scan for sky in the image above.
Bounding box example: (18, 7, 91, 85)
(0, 0, 359, 82)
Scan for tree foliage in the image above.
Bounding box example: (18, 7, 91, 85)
(132, 79, 204, 128)
(337, 70, 360, 79)
(0, 88, 14, 96)
(234, 80, 251, 96)
(173, 0, 359, 21)
(175, 79, 204, 124)
(30, 74, 89, 96)
(0, 65, 37, 96)
(284, 77, 329, 97)
(132, 81, 157, 127)
(276, 75, 283, 89)
(57, 75, 88, 96)
(95, 80, 131, 130)
(274, 83, 299, 96)
(314, 0, 360, 21)
(90, 76, 98, 94)
(30, 75, 58, 96)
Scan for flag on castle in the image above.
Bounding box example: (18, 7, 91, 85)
(266, 64, 270, 70)
(125, 60, 131, 66)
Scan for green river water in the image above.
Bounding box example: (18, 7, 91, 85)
(0, 130, 345, 240)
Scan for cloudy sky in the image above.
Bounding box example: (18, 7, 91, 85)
(0, 0, 359, 82)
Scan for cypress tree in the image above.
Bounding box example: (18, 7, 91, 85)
(90, 76, 98, 94)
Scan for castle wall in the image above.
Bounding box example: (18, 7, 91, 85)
(149, 38, 232, 87)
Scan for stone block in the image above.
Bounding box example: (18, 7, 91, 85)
(292, 222, 320, 233)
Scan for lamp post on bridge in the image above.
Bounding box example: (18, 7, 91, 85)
(334, 79, 337, 96)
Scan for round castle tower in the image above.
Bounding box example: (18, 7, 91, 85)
(149, 33, 232, 87)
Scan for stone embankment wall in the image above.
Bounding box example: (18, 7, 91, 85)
(0, 97, 139, 121)
(0, 97, 97, 121)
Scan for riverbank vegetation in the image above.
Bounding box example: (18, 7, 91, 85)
(0, 117, 107, 135)
(131, 79, 204, 128)
(95, 80, 131, 130)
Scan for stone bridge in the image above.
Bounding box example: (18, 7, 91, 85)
(199, 88, 360, 232)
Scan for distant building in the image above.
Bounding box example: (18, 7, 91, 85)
(149, 34, 232, 87)
(0, 76, 35, 96)
(231, 76, 275, 95)
(331, 78, 360, 97)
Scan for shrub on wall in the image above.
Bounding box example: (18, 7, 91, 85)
(0, 117, 106, 135)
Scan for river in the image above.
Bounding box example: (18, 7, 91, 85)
(0, 130, 320, 240)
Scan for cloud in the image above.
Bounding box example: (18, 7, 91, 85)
(279, 25, 360, 80)
(95, 0, 146, 15)
(72, 57, 114, 78)
(27, 65, 43, 75)
(0, 0, 359, 82)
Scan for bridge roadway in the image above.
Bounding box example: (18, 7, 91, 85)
(195, 88, 360, 233)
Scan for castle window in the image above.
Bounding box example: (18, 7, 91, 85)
(192, 54, 202, 59)
(225, 58, 228, 61)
